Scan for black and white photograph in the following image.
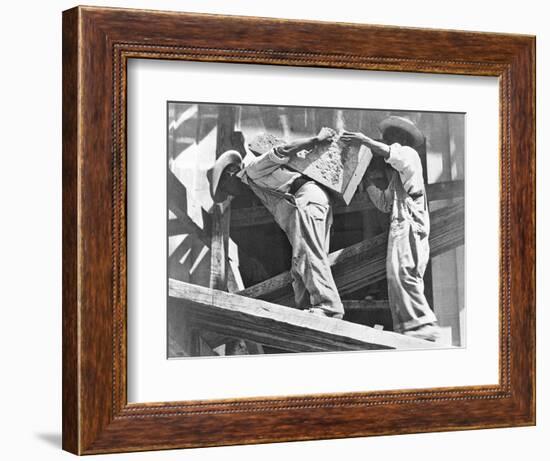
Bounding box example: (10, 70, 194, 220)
(167, 102, 465, 358)
(1, 0, 541, 458)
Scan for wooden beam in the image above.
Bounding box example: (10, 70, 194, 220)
(168, 171, 244, 293)
(343, 299, 389, 311)
(168, 219, 187, 236)
(239, 201, 464, 305)
(343, 300, 393, 331)
(231, 180, 464, 228)
(169, 279, 439, 352)
(227, 240, 245, 292)
(167, 169, 210, 246)
(216, 105, 236, 155)
(209, 199, 232, 290)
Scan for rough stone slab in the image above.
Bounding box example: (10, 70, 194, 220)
(287, 133, 372, 204)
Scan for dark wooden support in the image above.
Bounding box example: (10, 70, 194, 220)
(343, 299, 390, 311)
(216, 106, 236, 155)
(169, 279, 439, 352)
(231, 180, 464, 228)
(168, 219, 187, 236)
(343, 300, 393, 331)
(239, 201, 464, 305)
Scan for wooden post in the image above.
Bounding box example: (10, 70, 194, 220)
(216, 106, 236, 156)
(209, 198, 232, 290)
(208, 104, 261, 354)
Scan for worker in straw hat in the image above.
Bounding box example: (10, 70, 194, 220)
(341, 116, 443, 342)
(210, 128, 344, 320)
(209, 149, 245, 203)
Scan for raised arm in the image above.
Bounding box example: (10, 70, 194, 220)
(340, 131, 391, 159)
(274, 127, 335, 157)
(341, 131, 424, 197)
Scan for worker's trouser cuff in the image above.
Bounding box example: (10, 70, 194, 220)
(395, 313, 438, 334)
(312, 302, 345, 316)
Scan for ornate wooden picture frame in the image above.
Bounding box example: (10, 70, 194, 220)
(62, 6, 535, 455)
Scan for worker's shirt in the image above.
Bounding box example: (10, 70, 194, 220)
(238, 148, 341, 313)
(240, 147, 301, 193)
(238, 148, 300, 222)
(366, 143, 430, 238)
(386, 143, 425, 199)
(239, 147, 329, 229)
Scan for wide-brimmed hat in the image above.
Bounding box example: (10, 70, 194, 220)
(379, 116, 423, 147)
(209, 150, 243, 202)
(248, 132, 286, 155)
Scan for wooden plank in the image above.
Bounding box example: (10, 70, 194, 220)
(216, 105, 236, 155)
(227, 240, 245, 292)
(168, 219, 187, 236)
(209, 199, 232, 290)
(169, 279, 439, 352)
(428, 179, 465, 202)
(239, 201, 464, 305)
(167, 169, 210, 246)
(168, 170, 246, 292)
(343, 300, 393, 331)
(343, 299, 389, 311)
(231, 180, 464, 228)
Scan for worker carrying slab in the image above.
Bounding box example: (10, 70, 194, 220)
(341, 116, 442, 342)
(210, 128, 345, 320)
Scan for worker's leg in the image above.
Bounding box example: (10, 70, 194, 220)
(270, 195, 310, 309)
(286, 184, 344, 317)
(387, 222, 437, 333)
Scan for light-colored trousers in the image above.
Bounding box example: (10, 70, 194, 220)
(269, 182, 344, 316)
(386, 219, 437, 333)
(367, 169, 437, 333)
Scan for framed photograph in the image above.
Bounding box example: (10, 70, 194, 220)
(62, 6, 535, 454)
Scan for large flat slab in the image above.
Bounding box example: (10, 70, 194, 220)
(287, 134, 372, 205)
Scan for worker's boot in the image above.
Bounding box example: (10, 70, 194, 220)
(403, 323, 444, 343)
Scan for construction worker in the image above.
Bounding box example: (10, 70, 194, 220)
(341, 116, 442, 342)
(211, 128, 344, 319)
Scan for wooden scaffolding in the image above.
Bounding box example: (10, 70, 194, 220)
(167, 103, 464, 356)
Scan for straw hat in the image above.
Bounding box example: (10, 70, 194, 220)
(379, 116, 424, 147)
(209, 150, 243, 202)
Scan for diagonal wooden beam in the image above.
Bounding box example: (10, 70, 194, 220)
(169, 279, 439, 352)
(239, 201, 464, 305)
(167, 169, 210, 246)
(231, 180, 464, 228)
(168, 170, 244, 292)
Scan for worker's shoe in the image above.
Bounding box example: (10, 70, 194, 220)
(306, 307, 343, 320)
(403, 323, 443, 343)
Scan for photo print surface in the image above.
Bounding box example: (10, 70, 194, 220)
(167, 102, 465, 358)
